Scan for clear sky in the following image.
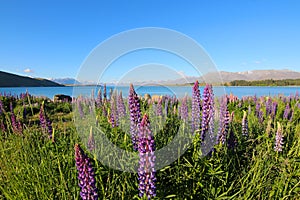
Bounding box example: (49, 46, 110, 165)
(0, 0, 299, 82)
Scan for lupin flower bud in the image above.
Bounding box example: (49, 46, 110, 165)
(191, 81, 201, 134)
(274, 122, 284, 152)
(88, 127, 95, 152)
(138, 114, 156, 199)
(74, 144, 98, 200)
(128, 84, 141, 150)
(242, 110, 248, 137)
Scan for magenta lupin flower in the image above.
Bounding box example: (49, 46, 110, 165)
(74, 144, 98, 200)
(274, 122, 284, 152)
(138, 114, 156, 199)
(191, 81, 201, 134)
(128, 84, 141, 151)
(216, 97, 229, 144)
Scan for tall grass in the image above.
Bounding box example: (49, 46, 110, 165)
(0, 90, 299, 199)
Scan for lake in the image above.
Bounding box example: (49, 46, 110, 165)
(0, 86, 299, 99)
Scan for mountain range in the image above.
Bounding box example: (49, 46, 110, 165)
(1, 69, 300, 87)
(50, 78, 81, 85)
(110, 69, 300, 85)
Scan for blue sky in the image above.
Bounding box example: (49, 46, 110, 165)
(0, 0, 299, 82)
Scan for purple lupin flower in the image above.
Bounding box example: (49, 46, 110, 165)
(180, 95, 188, 121)
(283, 104, 291, 120)
(88, 127, 95, 152)
(96, 89, 102, 108)
(271, 101, 278, 119)
(10, 102, 19, 133)
(74, 144, 98, 200)
(265, 98, 272, 116)
(39, 104, 53, 139)
(258, 110, 264, 123)
(164, 97, 169, 117)
(255, 102, 261, 117)
(128, 84, 141, 151)
(216, 97, 229, 144)
(156, 98, 162, 116)
(138, 114, 156, 199)
(77, 100, 84, 119)
(201, 84, 214, 141)
(227, 129, 237, 149)
(191, 81, 201, 134)
(103, 84, 107, 102)
(242, 110, 248, 137)
(39, 105, 47, 130)
(102, 104, 107, 117)
(0, 100, 4, 115)
(117, 91, 126, 118)
(274, 122, 284, 152)
(109, 91, 119, 128)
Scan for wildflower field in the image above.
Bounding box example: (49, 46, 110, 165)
(0, 82, 300, 200)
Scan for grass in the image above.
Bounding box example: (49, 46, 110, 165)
(0, 90, 299, 199)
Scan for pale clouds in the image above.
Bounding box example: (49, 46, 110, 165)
(24, 68, 34, 73)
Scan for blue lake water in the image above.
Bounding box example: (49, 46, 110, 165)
(0, 86, 299, 99)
